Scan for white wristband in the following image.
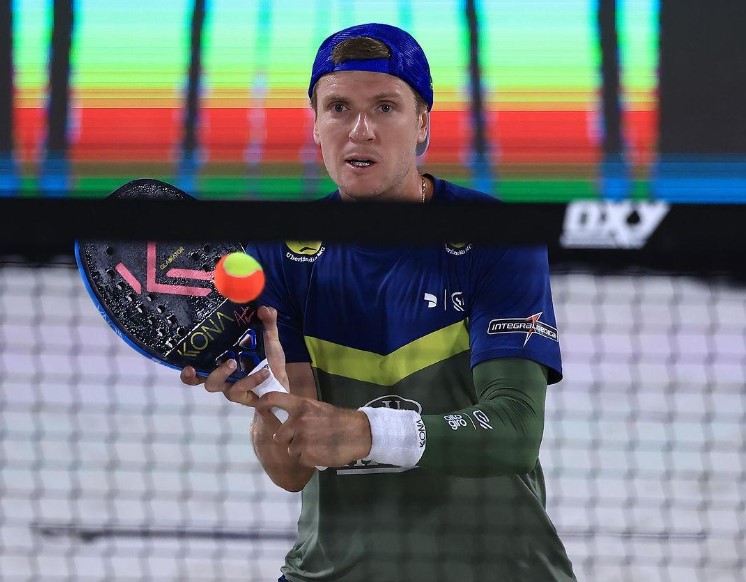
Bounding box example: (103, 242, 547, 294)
(358, 407, 427, 468)
(248, 359, 289, 423)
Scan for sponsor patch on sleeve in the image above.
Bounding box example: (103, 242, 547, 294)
(486, 312, 558, 346)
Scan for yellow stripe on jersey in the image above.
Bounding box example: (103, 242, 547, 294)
(305, 320, 469, 386)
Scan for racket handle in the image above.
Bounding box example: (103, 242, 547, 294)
(251, 366, 293, 424)
(249, 359, 288, 411)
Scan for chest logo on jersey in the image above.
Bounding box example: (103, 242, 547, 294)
(487, 312, 558, 346)
(445, 242, 472, 256)
(422, 290, 465, 311)
(284, 240, 325, 263)
(363, 394, 422, 413)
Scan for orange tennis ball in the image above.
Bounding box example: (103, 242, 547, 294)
(213, 252, 265, 303)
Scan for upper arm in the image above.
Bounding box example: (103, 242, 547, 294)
(468, 245, 562, 384)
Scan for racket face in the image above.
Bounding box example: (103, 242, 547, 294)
(75, 179, 264, 380)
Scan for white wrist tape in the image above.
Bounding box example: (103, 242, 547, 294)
(248, 359, 289, 423)
(358, 407, 427, 468)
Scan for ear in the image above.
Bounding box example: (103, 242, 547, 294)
(417, 110, 429, 145)
(313, 114, 321, 145)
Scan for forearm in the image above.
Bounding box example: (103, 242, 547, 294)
(418, 358, 547, 477)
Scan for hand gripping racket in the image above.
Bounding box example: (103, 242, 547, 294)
(74, 178, 266, 383)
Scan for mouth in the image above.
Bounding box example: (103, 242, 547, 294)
(345, 158, 376, 169)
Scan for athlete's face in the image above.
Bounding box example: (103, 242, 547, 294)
(313, 71, 428, 202)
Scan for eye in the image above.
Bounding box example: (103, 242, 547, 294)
(333, 103, 346, 113)
(380, 103, 392, 113)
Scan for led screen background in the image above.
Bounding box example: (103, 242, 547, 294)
(5, 0, 744, 201)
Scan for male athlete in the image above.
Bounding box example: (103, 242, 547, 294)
(182, 23, 576, 581)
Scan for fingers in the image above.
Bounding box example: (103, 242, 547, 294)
(200, 359, 271, 407)
(255, 390, 298, 417)
(180, 366, 205, 386)
(203, 359, 239, 393)
(271, 420, 309, 466)
(182, 306, 289, 407)
(260, 394, 318, 467)
(258, 306, 289, 386)
(223, 367, 269, 406)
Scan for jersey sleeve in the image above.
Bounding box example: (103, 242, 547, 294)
(419, 357, 547, 477)
(245, 242, 311, 363)
(468, 244, 562, 384)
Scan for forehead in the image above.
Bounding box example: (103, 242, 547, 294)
(315, 70, 416, 102)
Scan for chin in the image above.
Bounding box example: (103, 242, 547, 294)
(338, 178, 383, 200)
(341, 188, 380, 202)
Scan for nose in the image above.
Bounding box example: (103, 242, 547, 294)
(349, 112, 374, 143)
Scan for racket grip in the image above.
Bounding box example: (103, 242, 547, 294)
(253, 378, 292, 424)
(249, 359, 288, 417)
(270, 406, 289, 423)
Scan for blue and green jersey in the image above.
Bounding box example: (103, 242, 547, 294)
(247, 176, 575, 581)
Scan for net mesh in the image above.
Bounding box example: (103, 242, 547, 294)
(1, 260, 745, 581)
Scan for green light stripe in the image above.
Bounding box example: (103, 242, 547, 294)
(305, 321, 469, 386)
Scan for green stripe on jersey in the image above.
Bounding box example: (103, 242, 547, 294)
(305, 320, 470, 386)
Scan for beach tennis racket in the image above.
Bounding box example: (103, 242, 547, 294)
(74, 178, 265, 382)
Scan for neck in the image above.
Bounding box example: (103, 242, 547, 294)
(337, 171, 430, 202)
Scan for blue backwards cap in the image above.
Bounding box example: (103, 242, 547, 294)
(309, 23, 434, 155)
